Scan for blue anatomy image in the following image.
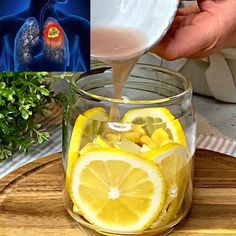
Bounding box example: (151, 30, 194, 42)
(0, 0, 90, 72)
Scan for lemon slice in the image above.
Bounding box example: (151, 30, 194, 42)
(122, 107, 186, 146)
(70, 149, 166, 232)
(67, 107, 108, 179)
(145, 143, 191, 226)
(83, 107, 109, 122)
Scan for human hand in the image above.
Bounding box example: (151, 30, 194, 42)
(152, 0, 236, 60)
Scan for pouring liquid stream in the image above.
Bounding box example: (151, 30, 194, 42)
(91, 26, 148, 121)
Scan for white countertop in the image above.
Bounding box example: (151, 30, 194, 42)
(194, 95, 236, 141)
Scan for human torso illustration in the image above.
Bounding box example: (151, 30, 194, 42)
(0, 0, 90, 72)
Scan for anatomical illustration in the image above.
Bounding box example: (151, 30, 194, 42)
(0, 0, 90, 72)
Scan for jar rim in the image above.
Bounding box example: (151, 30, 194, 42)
(71, 63, 192, 105)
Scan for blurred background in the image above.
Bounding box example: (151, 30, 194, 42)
(0, 0, 89, 20)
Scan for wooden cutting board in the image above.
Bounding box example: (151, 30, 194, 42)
(1, 149, 236, 236)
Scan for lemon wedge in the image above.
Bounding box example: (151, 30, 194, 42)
(122, 131, 141, 143)
(151, 128, 174, 147)
(122, 107, 186, 146)
(67, 107, 108, 181)
(104, 133, 121, 145)
(114, 137, 141, 154)
(93, 135, 111, 148)
(139, 135, 159, 149)
(70, 149, 166, 232)
(145, 143, 191, 226)
(141, 144, 152, 153)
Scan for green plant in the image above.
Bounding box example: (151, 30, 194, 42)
(0, 72, 65, 160)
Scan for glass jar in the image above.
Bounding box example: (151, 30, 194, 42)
(62, 63, 196, 236)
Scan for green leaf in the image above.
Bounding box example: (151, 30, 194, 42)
(38, 86, 50, 96)
(0, 82, 6, 89)
(0, 72, 66, 160)
(20, 109, 29, 120)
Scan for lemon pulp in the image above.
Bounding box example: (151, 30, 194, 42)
(146, 143, 191, 226)
(66, 106, 192, 232)
(122, 107, 186, 146)
(70, 149, 166, 232)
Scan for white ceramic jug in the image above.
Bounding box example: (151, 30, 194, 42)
(91, 0, 179, 57)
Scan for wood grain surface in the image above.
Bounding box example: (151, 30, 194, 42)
(0, 149, 236, 236)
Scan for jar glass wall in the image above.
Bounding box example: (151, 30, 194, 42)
(62, 63, 196, 236)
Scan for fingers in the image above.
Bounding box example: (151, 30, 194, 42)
(152, 15, 216, 60)
(152, 0, 236, 60)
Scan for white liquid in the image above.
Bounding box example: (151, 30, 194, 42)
(91, 27, 147, 120)
(91, 27, 147, 61)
